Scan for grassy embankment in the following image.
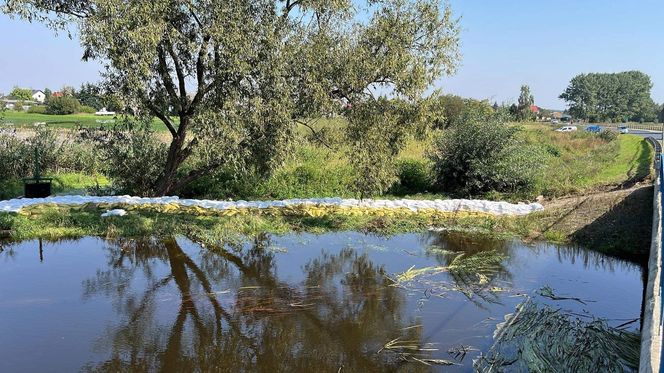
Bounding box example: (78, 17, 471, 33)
(0, 122, 655, 258)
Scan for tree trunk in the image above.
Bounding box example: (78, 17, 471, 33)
(154, 116, 190, 196)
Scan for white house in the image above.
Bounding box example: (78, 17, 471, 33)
(31, 90, 46, 103)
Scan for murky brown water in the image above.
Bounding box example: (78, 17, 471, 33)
(0, 232, 644, 372)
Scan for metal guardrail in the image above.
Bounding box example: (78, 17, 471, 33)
(640, 136, 663, 372)
(608, 123, 664, 132)
(660, 149, 664, 373)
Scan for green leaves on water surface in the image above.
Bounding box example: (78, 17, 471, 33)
(389, 249, 510, 304)
(474, 296, 640, 373)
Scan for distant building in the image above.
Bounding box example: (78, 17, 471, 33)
(31, 90, 46, 103)
(529, 105, 540, 114)
(51, 92, 64, 98)
(1, 96, 36, 110)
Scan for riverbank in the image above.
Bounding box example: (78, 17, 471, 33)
(0, 185, 653, 261)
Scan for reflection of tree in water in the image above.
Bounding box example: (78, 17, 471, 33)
(81, 236, 432, 372)
(415, 231, 513, 305)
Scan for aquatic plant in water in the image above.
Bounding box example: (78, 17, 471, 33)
(389, 250, 510, 304)
(474, 296, 640, 372)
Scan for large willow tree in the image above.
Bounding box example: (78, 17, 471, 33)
(2, 0, 460, 196)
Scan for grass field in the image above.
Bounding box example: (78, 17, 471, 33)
(522, 124, 653, 196)
(1, 111, 165, 130)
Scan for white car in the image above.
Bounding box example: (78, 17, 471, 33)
(618, 125, 629, 134)
(555, 126, 578, 133)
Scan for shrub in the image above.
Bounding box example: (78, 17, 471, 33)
(80, 105, 97, 114)
(0, 126, 104, 198)
(0, 128, 31, 179)
(47, 96, 82, 115)
(430, 112, 546, 196)
(27, 105, 47, 114)
(598, 130, 618, 142)
(430, 95, 495, 129)
(82, 124, 167, 196)
(180, 145, 356, 200)
(391, 158, 433, 195)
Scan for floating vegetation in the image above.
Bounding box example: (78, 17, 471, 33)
(393, 265, 445, 283)
(378, 337, 457, 367)
(447, 344, 478, 362)
(474, 297, 641, 372)
(388, 250, 511, 304)
(539, 285, 594, 305)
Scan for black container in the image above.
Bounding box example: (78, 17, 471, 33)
(24, 179, 52, 198)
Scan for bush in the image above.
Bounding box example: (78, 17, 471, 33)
(430, 95, 495, 129)
(430, 112, 546, 196)
(181, 145, 356, 200)
(27, 105, 47, 114)
(391, 158, 433, 195)
(80, 105, 97, 114)
(0, 128, 31, 179)
(47, 96, 82, 115)
(598, 130, 618, 142)
(83, 124, 167, 196)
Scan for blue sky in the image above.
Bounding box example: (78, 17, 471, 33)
(1, 0, 663, 109)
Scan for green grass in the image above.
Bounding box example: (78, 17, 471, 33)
(522, 124, 653, 197)
(2, 111, 166, 130)
(0, 204, 531, 243)
(0, 172, 109, 200)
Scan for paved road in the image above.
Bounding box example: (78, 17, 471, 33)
(587, 125, 663, 140)
(628, 129, 663, 140)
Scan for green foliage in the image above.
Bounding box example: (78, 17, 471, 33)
(0, 128, 31, 179)
(182, 145, 356, 200)
(392, 158, 434, 195)
(0, 125, 102, 184)
(76, 82, 104, 110)
(597, 130, 618, 142)
(79, 105, 97, 114)
(516, 85, 535, 121)
(346, 98, 429, 198)
(560, 71, 657, 122)
(27, 105, 47, 114)
(47, 95, 82, 114)
(431, 113, 546, 196)
(522, 126, 652, 197)
(9, 86, 32, 100)
(3, 0, 460, 196)
(429, 94, 494, 128)
(82, 122, 167, 196)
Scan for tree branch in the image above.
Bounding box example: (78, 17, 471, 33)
(164, 39, 188, 108)
(156, 44, 180, 109)
(295, 119, 334, 150)
(146, 101, 177, 138)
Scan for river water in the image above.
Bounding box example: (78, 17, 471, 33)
(0, 232, 644, 372)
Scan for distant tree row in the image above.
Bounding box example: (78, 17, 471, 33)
(560, 71, 657, 123)
(7, 83, 120, 115)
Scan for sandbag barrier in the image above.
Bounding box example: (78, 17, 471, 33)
(0, 195, 544, 217)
